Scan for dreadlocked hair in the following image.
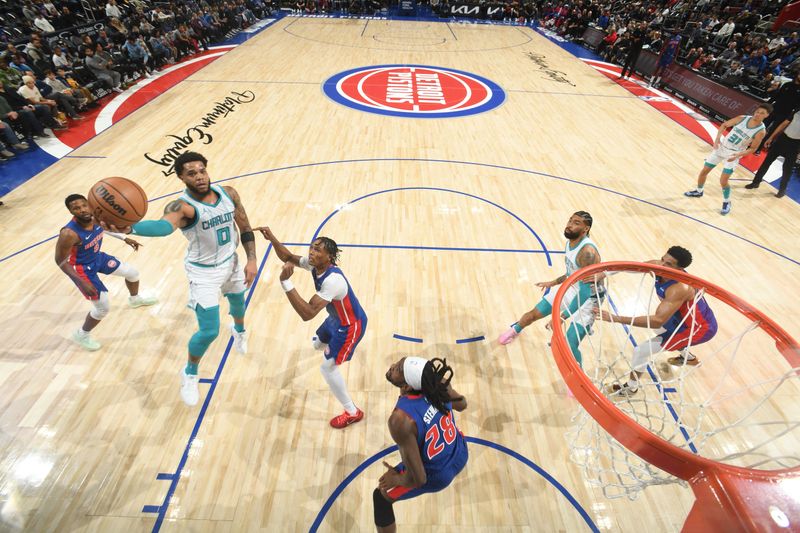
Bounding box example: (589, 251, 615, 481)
(316, 236, 341, 265)
(420, 358, 454, 415)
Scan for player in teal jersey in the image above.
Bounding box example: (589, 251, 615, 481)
(106, 152, 257, 406)
(685, 103, 771, 215)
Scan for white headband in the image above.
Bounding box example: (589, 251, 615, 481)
(403, 357, 428, 391)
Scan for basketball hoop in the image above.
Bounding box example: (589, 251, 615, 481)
(551, 261, 800, 532)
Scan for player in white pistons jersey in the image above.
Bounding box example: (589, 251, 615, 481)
(685, 103, 772, 215)
(498, 212, 603, 369)
(108, 152, 258, 407)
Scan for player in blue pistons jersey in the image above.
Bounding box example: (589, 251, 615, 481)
(106, 152, 258, 407)
(258, 226, 368, 429)
(375, 356, 468, 532)
(56, 194, 159, 351)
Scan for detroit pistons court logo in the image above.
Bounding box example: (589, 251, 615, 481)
(323, 65, 505, 118)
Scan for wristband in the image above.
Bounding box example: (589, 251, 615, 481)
(281, 280, 294, 292)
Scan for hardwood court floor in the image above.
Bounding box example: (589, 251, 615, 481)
(1, 17, 799, 532)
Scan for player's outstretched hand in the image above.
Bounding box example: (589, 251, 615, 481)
(535, 280, 556, 290)
(594, 307, 612, 322)
(124, 237, 142, 251)
(378, 461, 402, 491)
(253, 226, 275, 241)
(99, 220, 133, 234)
(279, 261, 294, 281)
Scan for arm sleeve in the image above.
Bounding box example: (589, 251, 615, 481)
(316, 273, 347, 302)
(298, 256, 313, 271)
(131, 219, 175, 237)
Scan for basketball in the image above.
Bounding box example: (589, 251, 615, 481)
(87, 177, 148, 228)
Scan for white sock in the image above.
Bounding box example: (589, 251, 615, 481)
(77, 328, 90, 337)
(697, 185, 705, 192)
(320, 359, 357, 415)
(626, 379, 639, 391)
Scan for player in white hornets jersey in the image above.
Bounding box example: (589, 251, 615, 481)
(685, 103, 772, 215)
(498, 212, 603, 369)
(107, 152, 258, 406)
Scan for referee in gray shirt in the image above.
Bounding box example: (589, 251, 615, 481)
(747, 109, 800, 197)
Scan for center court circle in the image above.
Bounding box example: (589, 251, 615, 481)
(323, 64, 506, 118)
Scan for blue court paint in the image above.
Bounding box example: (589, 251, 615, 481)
(4, 159, 799, 269)
(284, 242, 562, 254)
(310, 185, 552, 266)
(309, 436, 599, 532)
(156, 473, 174, 480)
(456, 335, 485, 344)
(663, 387, 677, 393)
(199, 378, 214, 384)
(393, 333, 423, 343)
(149, 244, 272, 532)
(142, 505, 160, 513)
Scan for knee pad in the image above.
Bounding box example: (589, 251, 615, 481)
(112, 262, 140, 283)
(89, 291, 111, 320)
(373, 488, 395, 527)
(188, 305, 220, 357)
(225, 290, 246, 319)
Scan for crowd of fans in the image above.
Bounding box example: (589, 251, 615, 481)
(534, 0, 800, 98)
(2, 0, 800, 164)
(0, 0, 277, 161)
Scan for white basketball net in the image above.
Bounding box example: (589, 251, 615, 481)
(557, 267, 800, 500)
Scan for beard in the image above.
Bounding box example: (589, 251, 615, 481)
(186, 182, 208, 195)
(564, 229, 581, 240)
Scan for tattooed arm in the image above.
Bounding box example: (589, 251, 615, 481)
(224, 185, 257, 286)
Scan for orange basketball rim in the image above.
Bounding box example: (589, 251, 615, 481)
(551, 261, 800, 532)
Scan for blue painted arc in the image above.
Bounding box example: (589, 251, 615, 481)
(308, 436, 599, 532)
(310, 186, 552, 266)
(2, 158, 798, 267)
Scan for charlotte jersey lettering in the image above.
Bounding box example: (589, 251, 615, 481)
(144, 90, 256, 176)
(180, 184, 238, 267)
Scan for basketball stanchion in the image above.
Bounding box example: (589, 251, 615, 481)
(551, 261, 800, 532)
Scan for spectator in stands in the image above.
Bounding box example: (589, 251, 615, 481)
(0, 119, 29, 160)
(743, 46, 768, 76)
(9, 54, 37, 77)
(714, 17, 735, 44)
(84, 47, 123, 93)
(55, 68, 96, 108)
(0, 83, 58, 137)
(34, 14, 55, 34)
(21, 2, 38, 25)
(711, 40, 740, 74)
(56, 6, 79, 29)
(124, 34, 153, 76)
(52, 47, 73, 71)
(108, 17, 129, 45)
(149, 30, 175, 65)
(0, 57, 23, 88)
(17, 75, 66, 125)
(720, 60, 745, 85)
(106, 0, 123, 20)
(43, 70, 83, 118)
(597, 25, 618, 57)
